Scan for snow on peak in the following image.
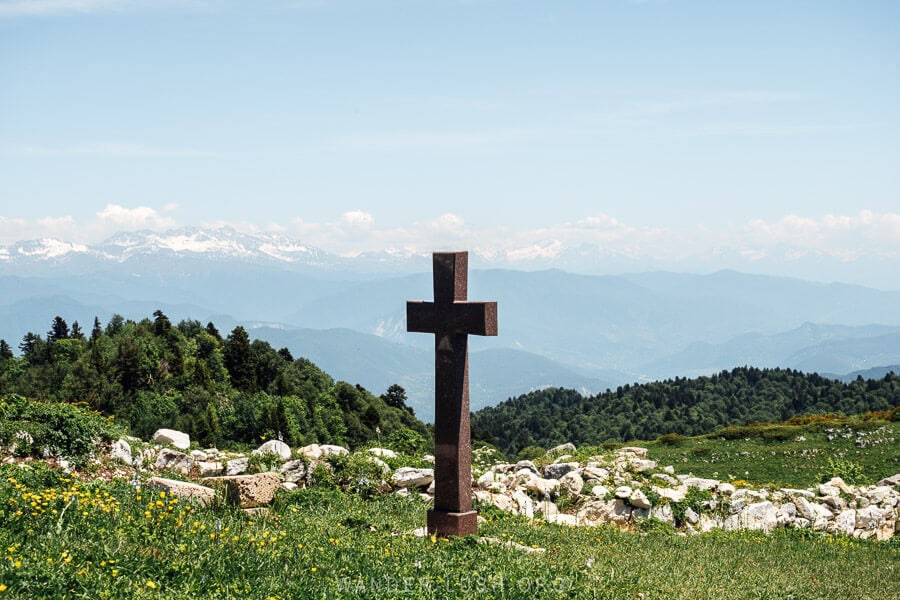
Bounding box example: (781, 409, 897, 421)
(14, 238, 90, 259)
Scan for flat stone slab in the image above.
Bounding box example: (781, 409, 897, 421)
(153, 428, 190, 450)
(202, 472, 282, 508)
(145, 477, 215, 507)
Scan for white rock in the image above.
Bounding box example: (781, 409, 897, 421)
(855, 506, 885, 530)
(684, 507, 700, 525)
(152, 429, 190, 450)
(717, 483, 736, 495)
(476, 470, 496, 489)
(548, 443, 576, 455)
(281, 482, 298, 492)
(391, 467, 434, 488)
(252, 440, 291, 460)
(651, 504, 674, 525)
(834, 509, 857, 535)
(619, 447, 649, 458)
(781, 488, 815, 500)
(629, 459, 658, 473)
(663, 465, 675, 475)
(591, 485, 610, 498)
(682, 477, 719, 491)
(110, 439, 132, 465)
(868, 486, 892, 504)
(818, 484, 841, 498)
(320, 444, 350, 458)
(512, 490, 535, 518)
(153, 448, 194, 475)
(876, 473, 900, 487)
(559, 472, 585, 496)
(190, 450, 209, 461)
(630, 490, 652, 509)
(737, 501, 778, 532)
(368, 447, 397, 459)
(583, 466, 610, 481)
(423, 454, 435, 464)
(614, 486, 633, 499)
(653, 486, 686, 503)
(524, 477, 559, 497)
(224, 457, 249, 476)
(279, 459, 307, 483)
(197, 461, 224, 477)
(547, 513, 578, 526)
(298, 444, 322, 460)
(827, 477, 853, 495)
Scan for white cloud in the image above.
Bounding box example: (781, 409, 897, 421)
(340, 210, 374, 229)
(97, 204, 178, 230)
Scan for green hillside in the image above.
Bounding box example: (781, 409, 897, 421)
(0, 312, 427, 452)
(471, 366, 900, 456)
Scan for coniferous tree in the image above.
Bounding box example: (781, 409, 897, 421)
(0, 339, 12, 359)
(71, 321, 84, 340)
(205, 322, 221, 340)
(48, 316, 69, 341)
(223, 326, 256, 393)
(90, 317, 103, 342)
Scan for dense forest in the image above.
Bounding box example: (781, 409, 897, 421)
(471, 366, 900, 455)
(0, 312, 428, 451)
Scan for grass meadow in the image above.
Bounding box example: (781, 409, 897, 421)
(1, 462, 897, 600)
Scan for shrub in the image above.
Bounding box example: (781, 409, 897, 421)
(385, 427, 425, 456)
(656, 433, 685, 446)
(0, 394, 122, 464)
(516, 445, 546, 461)
(819, 457, 866, 485)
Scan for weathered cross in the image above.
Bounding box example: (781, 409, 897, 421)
(407, 251, 497, 537)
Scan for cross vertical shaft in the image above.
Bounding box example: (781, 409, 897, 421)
(407, 252, 497, 536)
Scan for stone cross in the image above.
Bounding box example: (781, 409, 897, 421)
(407, 251, 497, 536)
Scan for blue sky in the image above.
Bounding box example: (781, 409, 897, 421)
(1, 1, 898, 284)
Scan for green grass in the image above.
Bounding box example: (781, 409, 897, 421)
(0, 463, 897, 599)
(564, 416, 900, 488)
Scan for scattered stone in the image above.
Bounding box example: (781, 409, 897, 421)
(252, 440, 291, 460)
(876, 473, 900, 488)
(629, 459, 658, 473)
(391, 467, 434, 489)
(154, 448, 194, 475)
(591, 485, 610, 499)
(548, 443, 576, 455)
(320, 445, 350, 458)
(682, 477, 719, 491)
(110, 439, 132, 465)
(282, 482, 298, 491)
(524, 477, 559, 497)
(196, 461, 224, 477)
(614, 486, 633, 499)
(145, 477, 215, 507)
(368, 447, 398, 459)
(619, 447, 649, 458)
(203, 472, 282, 508)
(559, 472, 585, 496)
(152, 429, 190, 450)
(630, 490, 652, 509)
(224, 457, 249, 476)
(299, 444, 323, 460)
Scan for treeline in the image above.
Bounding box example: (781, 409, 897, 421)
(471, 366, 900, 456)
(0, 312, 428, 451)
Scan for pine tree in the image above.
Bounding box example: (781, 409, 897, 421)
(71, 321, 85, 340)
(48, 316, 69, 341)
(0, 339, 13, 359)
(91, 317, 103, 342)
(223, 326, 256, 393)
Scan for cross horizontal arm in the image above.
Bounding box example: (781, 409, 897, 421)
(407, 301, 498, 336)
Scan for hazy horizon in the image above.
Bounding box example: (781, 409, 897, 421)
(2, 1, 898, 289)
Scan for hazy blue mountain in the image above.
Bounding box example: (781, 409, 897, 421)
(784, 333, 900, 375)
(829, 365, 900, 382)
(642, 323, 900, 379)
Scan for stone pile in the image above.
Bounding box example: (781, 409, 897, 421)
(110, 430, 899, 540)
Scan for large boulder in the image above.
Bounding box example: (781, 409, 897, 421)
(320, 445, 350, 458)
(110, 439, 133, 465)
(543, 462, 578, 480)
(224, 457, 249, 476)
(202, 472, 282, 508)
(145, 477, 215, 507)
(391, 467, 434, 489)
(280, 459, 307, 483)
(153, 429, 190, 450)
(252, 440, 291, 460)
(559, 472, 585, 496)
(154, 448, 194, 475)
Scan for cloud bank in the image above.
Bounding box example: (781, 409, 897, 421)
(1, 206, 898, 287)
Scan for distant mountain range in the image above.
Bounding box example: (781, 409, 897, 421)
(2, 226, 900, 422)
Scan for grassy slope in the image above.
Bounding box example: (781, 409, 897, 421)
(1, 465, 898, 600)
(561, 416, 900, 488)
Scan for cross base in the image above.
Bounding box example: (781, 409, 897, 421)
(427, 509, 478, 537)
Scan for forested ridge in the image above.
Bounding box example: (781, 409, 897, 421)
(471, 366, 900, 455)
(0, 312, 427, 451)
